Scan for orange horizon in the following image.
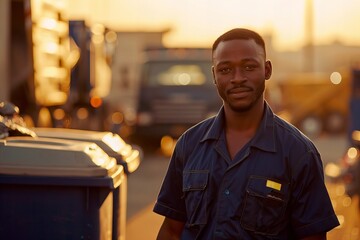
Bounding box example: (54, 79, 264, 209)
(65, 0, 360, 51)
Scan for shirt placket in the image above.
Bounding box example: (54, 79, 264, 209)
(213, 143, 250, 239)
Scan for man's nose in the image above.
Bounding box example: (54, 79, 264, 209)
(231, 68, 247, 83)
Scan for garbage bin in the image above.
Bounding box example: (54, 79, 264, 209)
(0, 137, 124, 240)
(33, 128, 142, 240)
(33, 128, 142, 174)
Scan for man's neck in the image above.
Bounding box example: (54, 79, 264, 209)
(223, 100, 265, 160)
(224, 100, 265, 132)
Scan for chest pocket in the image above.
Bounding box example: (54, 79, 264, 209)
(240, 175, 289, 236)
(183, 170, 209, 226)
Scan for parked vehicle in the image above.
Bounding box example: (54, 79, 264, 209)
(131, 48, 222, 148)
(276, 72, 350, 138)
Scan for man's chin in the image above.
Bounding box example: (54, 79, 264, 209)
(228, 98, 264, 113)
(228, 103, 253, 113)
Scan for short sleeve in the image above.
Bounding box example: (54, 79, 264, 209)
(290, 150, 339, 238)
(153, 136, 187, 222)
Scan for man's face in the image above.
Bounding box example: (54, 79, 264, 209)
(212, 39, 272, 113)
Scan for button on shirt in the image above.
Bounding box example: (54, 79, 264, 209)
(153, 102, 339, 239)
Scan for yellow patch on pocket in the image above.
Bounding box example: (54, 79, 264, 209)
(266, 180, 281, 191)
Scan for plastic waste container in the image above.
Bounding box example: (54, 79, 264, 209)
(0, 137, 124, 240)
(33, 128, 142, 240)
(33, 128, 142, 174)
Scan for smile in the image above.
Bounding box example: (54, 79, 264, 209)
(228, 87, 252, 95)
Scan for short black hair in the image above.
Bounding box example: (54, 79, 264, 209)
(212, 28, 266, 58)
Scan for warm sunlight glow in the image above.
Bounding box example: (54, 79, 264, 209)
(347, 147, 358, 160)
(65, 0, 360, 51)
(330, 72, 342, 85)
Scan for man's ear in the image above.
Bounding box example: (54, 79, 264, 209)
(212, 66, 217, 84)
(265, 60, 272, 80)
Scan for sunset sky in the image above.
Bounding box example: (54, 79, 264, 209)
(66, 0, 360, 51)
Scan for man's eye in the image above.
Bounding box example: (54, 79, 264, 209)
(219, 68, 231, 74)
(244, 65, 256, 71)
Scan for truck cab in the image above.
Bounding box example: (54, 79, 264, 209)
(132, 48, 222, 148)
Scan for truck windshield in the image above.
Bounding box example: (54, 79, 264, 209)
(144, 61, 213, 86)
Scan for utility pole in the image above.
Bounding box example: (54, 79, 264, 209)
(304, 0, 314, 72)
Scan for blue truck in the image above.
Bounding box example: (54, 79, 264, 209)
(131, 48, 222, 149)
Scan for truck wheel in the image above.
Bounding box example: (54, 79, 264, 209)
(324, 111, 346, 134)
(300, 115, 323, 138)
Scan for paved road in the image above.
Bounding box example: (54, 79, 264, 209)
(125, 135, 351, 240)
(126, 151, 168, 240)
(126, 151, 169, 220)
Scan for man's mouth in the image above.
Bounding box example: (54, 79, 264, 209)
(228, 87, 252, 95)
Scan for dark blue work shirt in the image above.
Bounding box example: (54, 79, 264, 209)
(153, 102, 339, 239)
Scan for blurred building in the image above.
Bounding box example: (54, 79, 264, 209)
(264, 36, 360, 82)
(105, 30, 168, 127)
(1, 0, 360, 135)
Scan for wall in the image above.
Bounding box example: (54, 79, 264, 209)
(0, 0, 10, 102)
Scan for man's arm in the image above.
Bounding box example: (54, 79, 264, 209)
(157, 217, 185, 240)
(300, 233, 326, 240)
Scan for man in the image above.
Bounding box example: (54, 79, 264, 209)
(153, 28, 339, 239)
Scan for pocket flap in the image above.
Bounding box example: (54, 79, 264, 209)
(183, 170, 209, 191)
